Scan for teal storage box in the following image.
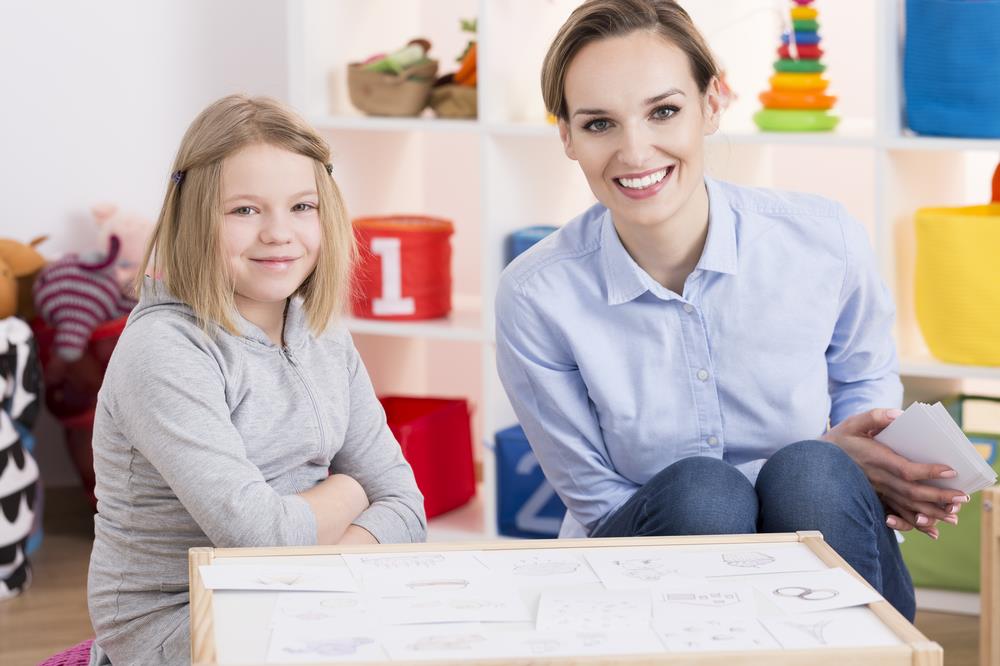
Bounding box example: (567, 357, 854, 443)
(899, 395, 1000, 591)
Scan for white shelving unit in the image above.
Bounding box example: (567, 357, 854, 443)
(286, 0, 1000, 540)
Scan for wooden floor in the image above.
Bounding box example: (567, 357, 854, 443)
(0, 489, 983, 665)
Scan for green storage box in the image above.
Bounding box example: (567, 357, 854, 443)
(899, 395, 1000, 592)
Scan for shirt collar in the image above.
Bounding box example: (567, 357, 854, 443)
(601, 176, 739, 306)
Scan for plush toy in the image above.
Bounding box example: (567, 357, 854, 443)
(0, 317, 40, 600)
(33, 234, 137, 363)
(0, 237, 47, 321)
(91, 203, 153, 298)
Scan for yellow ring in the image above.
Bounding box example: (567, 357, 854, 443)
(769, 73, 829, 92)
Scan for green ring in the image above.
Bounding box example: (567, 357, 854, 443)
(753, 109, 840, 132)
(792, 19, 820, 31)
(774, 59, 826, 73)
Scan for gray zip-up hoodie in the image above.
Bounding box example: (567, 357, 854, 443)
(87, 280, 426, 664)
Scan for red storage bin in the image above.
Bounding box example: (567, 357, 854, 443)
(352, 216, 453, 320)
(32, 316, 128, 510)
(379, 396, 475, 519)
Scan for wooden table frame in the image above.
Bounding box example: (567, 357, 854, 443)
(189, 531, 942, 666)
(982, 486, 999, 666)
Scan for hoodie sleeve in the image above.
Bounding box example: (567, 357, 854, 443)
(328, 333, 427, 543)
(101, 316, 317, 548)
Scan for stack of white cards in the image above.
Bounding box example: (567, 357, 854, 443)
(875, 401, 997, 495)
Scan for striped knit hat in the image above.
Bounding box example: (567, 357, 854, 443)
(33, 235, 138, 362)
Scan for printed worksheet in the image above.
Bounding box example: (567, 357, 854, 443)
(584, 547, 692, 589)
(497, 628, 666, 658)
(198, 564, 358, 592)
(760, 607, 902, 649)
(536, 588, 652, 633)
(671, 543, 830, 578)
(474, 549, 600, 586)
(653, 618, 780, 652)
(341, 551, 492, 596)
(653, 581, 759, 621)
(379, 623, 498, 662)
(270, 592, 376, 630)
(375, 588, 533, 625)
(266, 626, 386, 663)
(744, 567, 883, 615)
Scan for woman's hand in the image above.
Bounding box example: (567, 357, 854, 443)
(820, 408, 970, 539)
(298, 473, 370, 544)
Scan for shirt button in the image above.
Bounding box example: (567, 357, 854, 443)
(697, 369, 709, 381)
(707, 436, 719, 446)
(683, 303, 694, 313)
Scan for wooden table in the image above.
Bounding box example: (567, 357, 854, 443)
(189, 531, 942, 665)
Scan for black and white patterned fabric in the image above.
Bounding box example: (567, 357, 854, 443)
(0, 317, 40, 600)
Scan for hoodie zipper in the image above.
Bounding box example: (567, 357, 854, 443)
(282, 347, 326, 458)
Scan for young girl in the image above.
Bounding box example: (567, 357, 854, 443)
(87, 95, 426, 664)
(496, 0, 968, 621)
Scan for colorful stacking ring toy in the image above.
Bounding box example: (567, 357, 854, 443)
(791, 6, 818, 19)
(753, 109, 840, 131)
(781, 32, 821, 45)
(759, 89, 836, 110)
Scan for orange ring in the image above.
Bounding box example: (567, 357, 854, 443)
(759, 89, 837, 110)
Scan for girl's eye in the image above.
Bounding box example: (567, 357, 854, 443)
(292, 202, 318, 212)
(583, 118, 612, 133)
(652, 105, 679, 120)
(232, 206, 257, 216)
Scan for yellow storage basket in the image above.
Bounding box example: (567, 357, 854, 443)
(915, 203, 1000, 365)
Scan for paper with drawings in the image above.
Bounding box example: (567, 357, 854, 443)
(497, 628, 666, 658)
(379, 623, 498, 662)
(375, 588, 532, 625)
(760, 607, 902, 648)
(475, 549, 600, 586)
(266, 626, 386, 663)
(653, 618, 780, 652)
(653, 581, 759, 621)
(671, 543, 829, 578)
(341, 551, 492, 596)
(536, 588, 652, 633)
(583, 547, 692, 589)
(745, 567, 882, 614)
(198, 564, 358, 592)
(270, 592, 375, 629)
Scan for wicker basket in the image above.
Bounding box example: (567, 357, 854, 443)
(429, 84, 477, 119)
(346, 60, 438, 117)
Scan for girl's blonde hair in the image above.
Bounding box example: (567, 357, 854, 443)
(541, 0, 719, 120)
(141, 94, 355, 336)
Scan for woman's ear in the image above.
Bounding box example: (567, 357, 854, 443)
(558, 118, 578, 161)
(702, 77, 723, 135)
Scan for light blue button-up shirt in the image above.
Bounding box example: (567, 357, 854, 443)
(495, 177, 902, 538)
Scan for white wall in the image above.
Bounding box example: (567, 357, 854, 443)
(0, 0, 290, 485)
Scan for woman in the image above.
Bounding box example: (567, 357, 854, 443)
(496, 0, 967, 621)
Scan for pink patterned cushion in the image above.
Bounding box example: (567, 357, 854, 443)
(37, 639, 94, 666)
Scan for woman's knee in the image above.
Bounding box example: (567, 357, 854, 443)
(641, 457, 757, 535)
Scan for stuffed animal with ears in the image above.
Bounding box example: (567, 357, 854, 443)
(0, 318, 40, 600)
(0, 236, 47, 321)
(91, 203, 153, 298)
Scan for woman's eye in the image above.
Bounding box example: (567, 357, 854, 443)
(232, 206, 256, 216)
(583, 118, 611, 132)
(292, 202, 317, 212)
(652, 106, 678, 120)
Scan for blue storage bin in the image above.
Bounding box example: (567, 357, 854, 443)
(505, 226, 559, 266)
(904, 0, 1000, 138)
(494, 425, 567, 538)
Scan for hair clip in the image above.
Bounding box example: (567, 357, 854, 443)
(171, 170, 186, 184)
(325, 163, 333, 175)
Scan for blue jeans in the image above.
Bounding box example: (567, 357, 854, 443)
(591, 440, 916, 621)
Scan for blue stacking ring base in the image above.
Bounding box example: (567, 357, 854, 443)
(904, 0, 1000, 138)
(780, 31, 820, 46)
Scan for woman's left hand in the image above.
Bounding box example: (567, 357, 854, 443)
(820, 408, 970, 539)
